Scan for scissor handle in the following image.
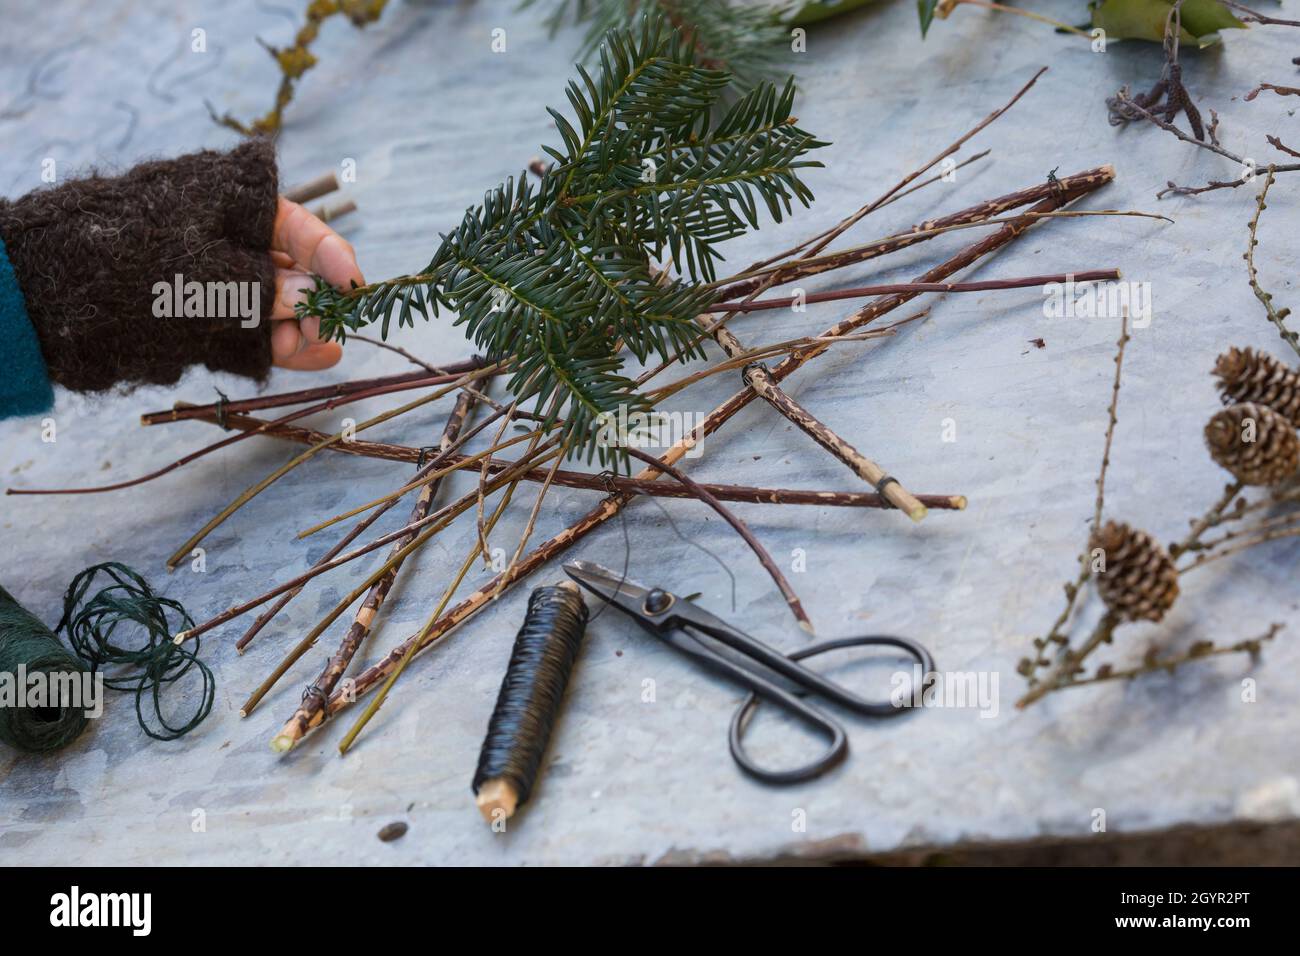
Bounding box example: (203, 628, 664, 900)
(659, 626, 849, 785)
(728, 635, 935, 785)
(687, 614, 935, 718)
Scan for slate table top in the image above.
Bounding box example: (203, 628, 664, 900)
(1, 0, 1298, 864)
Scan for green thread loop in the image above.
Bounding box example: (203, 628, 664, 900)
(55, 563, 215, 742)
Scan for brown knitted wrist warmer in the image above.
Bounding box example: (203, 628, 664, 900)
(0, 139, 280, 394)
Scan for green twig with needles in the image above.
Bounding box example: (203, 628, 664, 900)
(1244, 167, 1300, 360)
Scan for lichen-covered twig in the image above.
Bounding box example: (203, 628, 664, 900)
(1244, 167, 1300, 359)
(209, 0, 390, 136)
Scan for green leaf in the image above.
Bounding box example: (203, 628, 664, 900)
(917, 0, 941, 38)
(1089, 0, 1245, 46)
(783, 0, 878, 28)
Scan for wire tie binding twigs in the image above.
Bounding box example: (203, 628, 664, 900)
(875, 475, 901, 507)
(1046, 167, 1064, 197)
(416, 446, 437, 469)
(596, 470, 621, 495)
(213, 389, 230, 430)
(301, 683, 329, 711)
(741, 360, 770, 386)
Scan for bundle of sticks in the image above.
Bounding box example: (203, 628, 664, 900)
(11, 67, 1161, 755)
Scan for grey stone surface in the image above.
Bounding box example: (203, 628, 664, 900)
(1, 0, 1298, 865)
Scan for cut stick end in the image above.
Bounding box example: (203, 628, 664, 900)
(270, 734, 296, 754)
(798, 619, 816, 636)
(1099, 164, 1116, 181)
(951, 496, 968, 511)
(906, 505, 928, 523)
(476, 779, 520, 824)
(171, 632, 188, 645)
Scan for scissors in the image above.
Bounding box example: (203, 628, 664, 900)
(564, 560, 935, 785)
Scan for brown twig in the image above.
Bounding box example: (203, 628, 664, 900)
(283, 171, 340, 205)
(271, 390, 477, 751)
(235, 493, 400, 654)
(6, 365, 479, 497)
(1024, 623, 1281, 703)
(1021, 313, 1130, 685)
(622, 446, 812, 633)
(164, 365, 497, 569)
(187, 403, 969, 510)
(713, 173, 1129, 300)
(709, 270, 1121, 314)
(311, 199, 357, 224)
(1017, 612, 1121, 708)
(1244, 83, 1300, 102)
(208, 0, 390, 136)
(138, 359, 485, 426)
(715, 326, 928, 520)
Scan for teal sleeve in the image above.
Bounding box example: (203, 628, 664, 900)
(0, 234, 54, 419)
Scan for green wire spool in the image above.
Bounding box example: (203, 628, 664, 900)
(0, 585, 90, 753)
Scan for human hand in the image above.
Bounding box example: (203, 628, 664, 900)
(269, 197, 363, 371)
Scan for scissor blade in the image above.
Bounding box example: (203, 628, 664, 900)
(563, 560, 656, 618)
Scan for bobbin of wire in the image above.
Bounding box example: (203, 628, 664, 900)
(472, 580, 589, 825)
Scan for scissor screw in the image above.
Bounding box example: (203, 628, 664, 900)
(644, 588, 673, 615)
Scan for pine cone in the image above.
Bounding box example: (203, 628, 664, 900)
(1204, 402, 1300, 486)
(1089, 521, 1179, 623)
(1214, 347, 1300, 425)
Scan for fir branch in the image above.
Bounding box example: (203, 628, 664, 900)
(301, 15, 826, 462)
(532, 0, 795, 88)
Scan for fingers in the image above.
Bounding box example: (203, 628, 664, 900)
(271, 314, 344, 371)
(272, 266, 315, 320)
(268, 196, 358, 372)
(272, 197, 364, 290)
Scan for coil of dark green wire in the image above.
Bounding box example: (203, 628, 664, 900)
(56, 563, 214, 742)
(0, 563, 215, 753)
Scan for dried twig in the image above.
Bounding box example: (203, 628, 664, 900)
(1052, 623, 1282, 692)
(163, 365, 497, 569)
(622, 446, 812, 633)
(283, 171, 340, 205)
(208, 0, 390, 136)
(1244, 166, 1300, 359)
(1021, 314, 1129, 685)
(270, 390, 476, 751)
(139, 359, 485, 426)
(715, 326, 928, 520)
(190, 403, 970, 510)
